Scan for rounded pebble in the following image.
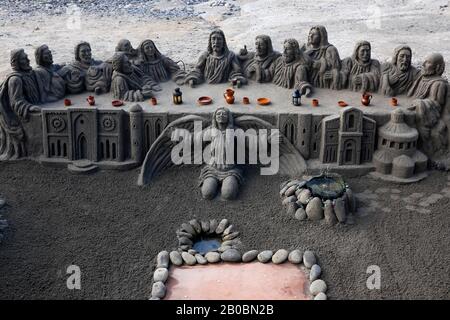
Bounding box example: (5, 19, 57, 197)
(223, 224, 235, 236)
(153, 268, 169, 282)
(272, 249, 289, 264)
(334, 197, 347, 223)
(205, 251, 221, 263)
(178, 236, 193, 246)
(306, 197, 324, 221)
(169, 251, 183, 266)
(216, 219, 229, 234)
(156, 251, 169, 268)
(221, 248, 242, 262)
(294, 207, 307, 220)
(299, 189, 312, 204)
(314, 292, 327, 300)
(223, 231, 240, 241)
(288, 250, 303, 264)
(285, 185, 297, 197)
(218, 245, 232, 253)
(286, 202, 299, 216)
(201, 220, 210, 233)
(181, 223, 196, 236)
(310, 264, 322, 281)
(195, 254, 208, 265)
(181, 252, 196, 265)
(257, 250, 273, 263)
(303, 250, 316, 269)
(324, 200, 338, 225)
(242, 250, 258, 262)
(208, 219, 218, 234)
(282, 195, 297, 206)
(189, 219, 202, 234)
(151, 281, 166, 299)
(310, 279, 327, 295)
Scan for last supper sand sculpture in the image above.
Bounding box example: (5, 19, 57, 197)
(0, 26, 449, 201)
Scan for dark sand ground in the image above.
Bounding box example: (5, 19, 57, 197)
(0, 161, 449, 299)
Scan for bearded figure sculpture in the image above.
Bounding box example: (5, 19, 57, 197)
(0, 49, 41, 160)
(111, 52, 156, 102)
(271, 38, 313, 96)
(304, 25, 344, 90)
(408, 53, 448, 156)
(237, 35, 281, 83)
(342, 41, 381, 92)
(34, 44, 66, 103)
(60, 41, 112, 94)
(380, 45, 420, 97)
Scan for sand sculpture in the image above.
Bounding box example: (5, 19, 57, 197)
(138, 107, 306, 200)
(60, 41, 112, 94)
(342, 41, 381, 93)
(0, 49, 41, 160)
(238, 35, 281, 83)
(34, 45, 66, 103)
(304, 25, 344, 90)
(271, 38, 313, 96)
(380, 45, 419, 97)
(0, 26, 449, 193)
(135, 39, 186, 86)
(185, 29, 247, 87)
(111, 52, 156, 102)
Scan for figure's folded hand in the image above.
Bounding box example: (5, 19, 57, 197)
(29, 106, 41, 113)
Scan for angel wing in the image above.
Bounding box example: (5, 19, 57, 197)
(234, 115, 307, 177)
(138, 114, 211, 186)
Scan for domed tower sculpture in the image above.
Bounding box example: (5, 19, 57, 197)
(373, 109, 428, 182)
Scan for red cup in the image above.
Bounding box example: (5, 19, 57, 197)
(312, 99, 319, 107)
(391, 97, 398, 107)
(64, 98, 72, 106)
(86, 96, 95, 106)
(151, 97, 157, 105)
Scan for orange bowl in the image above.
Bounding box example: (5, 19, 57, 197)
(257, 97, 271, 106)
(338, 101, 348, 107)
(198, 96, 212, 105)
(112, 100, 123, 107)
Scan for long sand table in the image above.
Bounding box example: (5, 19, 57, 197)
(41, 81, 414, 117)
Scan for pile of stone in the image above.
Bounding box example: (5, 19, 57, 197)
(150, 246, 328, 300)
(176, 218, 241, 252)
(280, 178, 356, 225)
(0, 197, 7, 245)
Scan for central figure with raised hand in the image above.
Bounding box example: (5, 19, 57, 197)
(185, 29, 247, 87)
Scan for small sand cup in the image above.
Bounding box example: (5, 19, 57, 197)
(391, 97, 398, 107)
